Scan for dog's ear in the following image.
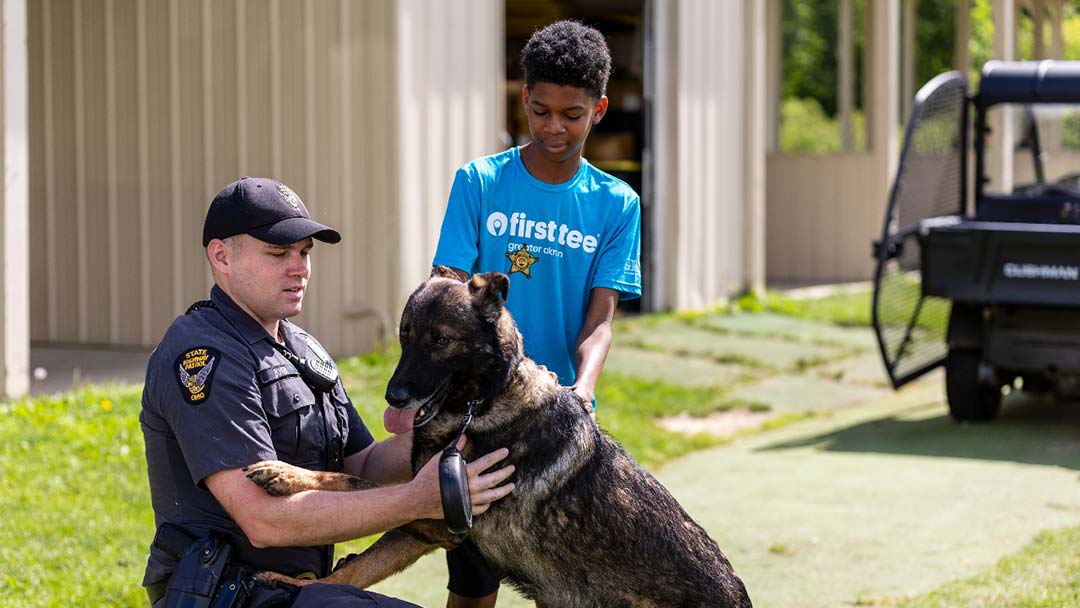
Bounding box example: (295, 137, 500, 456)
(468, 272, 509, 305)
(431, 265, 466, 282)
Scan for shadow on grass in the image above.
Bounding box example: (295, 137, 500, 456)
(757, 392, 1080, 471)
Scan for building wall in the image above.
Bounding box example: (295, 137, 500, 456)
(653, 0, 748, 310)
(766, 153, 880, 283)
(395, 0, 505, 306)
(28, 0, 502, 355)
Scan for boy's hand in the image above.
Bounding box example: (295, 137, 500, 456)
(570, 384, 596, 418)
(571, 384, 593, 405)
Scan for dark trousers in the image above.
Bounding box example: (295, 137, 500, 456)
(152, 583, 421, 608)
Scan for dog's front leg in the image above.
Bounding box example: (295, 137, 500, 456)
(244, 460, 377, 495)
(290, 529, 439, 589)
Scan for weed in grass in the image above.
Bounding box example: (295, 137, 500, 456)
(767, 544, 792, 556)
(854, 597, 898, 606)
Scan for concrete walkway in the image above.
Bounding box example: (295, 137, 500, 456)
(29, 346, 149, 396)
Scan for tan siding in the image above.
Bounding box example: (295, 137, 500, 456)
(110, 0, 142, 345)
(394, 0, 503, 308)
(28, 0, 46, 342)
(28, 0, 492, 356)
(766, 154, 879, 283)
(80, 2, 110, 343)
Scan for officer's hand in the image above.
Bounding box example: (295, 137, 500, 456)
(409, 436, 514, 520)
(464, 438, 515, 516)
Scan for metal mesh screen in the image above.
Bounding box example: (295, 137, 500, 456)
(874, 73, 966, 387)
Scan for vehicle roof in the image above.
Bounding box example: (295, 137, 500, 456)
(977, 60, 1080, 108)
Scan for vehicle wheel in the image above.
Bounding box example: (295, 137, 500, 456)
(945, 348, 1002, 422)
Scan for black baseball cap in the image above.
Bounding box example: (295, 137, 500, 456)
(202, 177, 342, 247)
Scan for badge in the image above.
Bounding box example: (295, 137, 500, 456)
(506, 245, 539, 278)
(175, 346, 221, 405)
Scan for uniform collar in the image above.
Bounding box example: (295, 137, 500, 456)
(210, 285, 278, 346)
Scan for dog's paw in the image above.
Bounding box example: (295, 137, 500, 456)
(244, 460, 313, 496)
(255, 570, 310, 590)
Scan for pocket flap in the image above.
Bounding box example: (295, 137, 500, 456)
(260, 373, 317, 418)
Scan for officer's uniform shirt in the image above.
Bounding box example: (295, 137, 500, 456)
(140, 285, 374, 587)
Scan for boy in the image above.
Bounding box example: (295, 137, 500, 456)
(431, 20, 642, 608)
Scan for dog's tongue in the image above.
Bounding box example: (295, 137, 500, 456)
(384, 406, 418, 434)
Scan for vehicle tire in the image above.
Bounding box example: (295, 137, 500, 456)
(945, 348, 1002, 422)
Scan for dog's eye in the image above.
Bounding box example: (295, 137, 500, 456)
(435, 336, 450, 346)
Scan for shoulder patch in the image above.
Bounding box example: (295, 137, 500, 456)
(174, 346, 221, 405)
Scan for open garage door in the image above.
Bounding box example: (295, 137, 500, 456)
(873, 72, 968, 388)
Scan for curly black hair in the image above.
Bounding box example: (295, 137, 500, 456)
(521, 20, 612, 99)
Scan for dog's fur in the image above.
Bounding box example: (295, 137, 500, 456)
(245, 268, 752, 607)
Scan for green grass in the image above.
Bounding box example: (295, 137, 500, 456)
(742, 289, 875, 328)
(0, 385, 152, 606)
(888, 525, 1080, 607)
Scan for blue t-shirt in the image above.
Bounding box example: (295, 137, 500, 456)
(434, 146, 641, 385)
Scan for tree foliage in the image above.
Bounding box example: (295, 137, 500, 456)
(779, 0, 1080, 153)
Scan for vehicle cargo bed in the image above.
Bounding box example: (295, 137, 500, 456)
(920, 219, 1080, 306)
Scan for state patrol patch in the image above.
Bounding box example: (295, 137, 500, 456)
(175, 346, 221, 405)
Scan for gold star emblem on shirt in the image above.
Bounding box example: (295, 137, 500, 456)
(506, 245, 539, 278)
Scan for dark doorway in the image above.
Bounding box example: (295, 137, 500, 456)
(505, 0, 650, 312)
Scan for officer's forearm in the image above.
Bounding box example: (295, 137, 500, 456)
(345, 432, 414, 484)
(206, 467, 435, 548)
(244, 483, 431, 547)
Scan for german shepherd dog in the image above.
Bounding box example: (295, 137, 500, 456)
(245, 268, 752, 607)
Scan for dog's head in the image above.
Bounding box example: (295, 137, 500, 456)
(382, 266, 523, 434)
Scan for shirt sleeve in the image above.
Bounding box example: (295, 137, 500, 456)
(341, 389, 375, 457)
(432, 166, 482, 274)
(592, 194, 642, 299)
(158, 344, 277, 487)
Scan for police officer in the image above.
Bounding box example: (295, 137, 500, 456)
(140, 177, 515, 607)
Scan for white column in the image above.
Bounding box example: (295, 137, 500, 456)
(650, 0, 673, 310)
(992, 0, 1015, 193)
(1, 0, 28, 397)
(866, 0, 900, 267)
(956, 0, 971, 76)
(1033, 0, 1045, 59)
(744, 0, 766, 294)
(839, 0, 853, 151)
(901, 0, 918, 123)
(870, 0, 900, 196)
(766, 0, 781, 152)
(1051, 0, 1064, 59)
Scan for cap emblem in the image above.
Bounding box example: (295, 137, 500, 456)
(277, 184, 301, 211)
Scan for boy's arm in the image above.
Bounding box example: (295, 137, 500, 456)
(570, 287, 619, 404)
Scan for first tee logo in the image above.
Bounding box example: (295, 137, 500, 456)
(175, 346, 220, 405)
